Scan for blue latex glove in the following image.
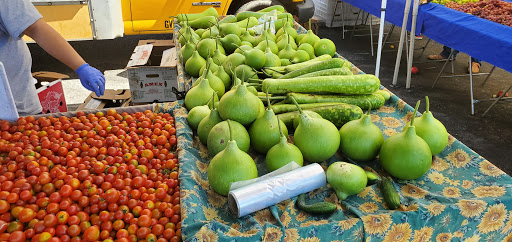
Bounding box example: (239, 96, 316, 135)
(75, 63, 105, 96)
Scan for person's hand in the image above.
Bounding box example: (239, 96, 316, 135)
(75, 63, 105, 96)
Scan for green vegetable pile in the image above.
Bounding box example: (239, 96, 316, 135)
(178, 7, 450, 214)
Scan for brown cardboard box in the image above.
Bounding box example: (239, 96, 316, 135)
(33, 71, 69, 89)
(77, 89, 131, 110)
(126, 40, 178, 103)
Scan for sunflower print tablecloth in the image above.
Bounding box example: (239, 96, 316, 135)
(171, 21, 512, 242)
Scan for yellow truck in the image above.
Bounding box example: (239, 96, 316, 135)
(29, 0, 314, 41)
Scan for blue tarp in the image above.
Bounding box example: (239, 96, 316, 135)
(343, 0, 512, 73)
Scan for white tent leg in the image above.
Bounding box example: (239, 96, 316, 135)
(392, 0, 412, 86)
(375, 0, 388, 78)
(405, 0, 420, 89)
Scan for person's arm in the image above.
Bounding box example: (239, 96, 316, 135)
(23, 19, 85, 71)
(23, 19, 105, 96)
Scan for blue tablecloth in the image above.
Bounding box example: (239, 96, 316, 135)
(343, 0, 428, 35)
(421, 4, 512, 73)
(343, 0, 512, 73)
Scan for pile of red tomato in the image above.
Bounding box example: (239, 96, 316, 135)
(0, 109, 181, 242)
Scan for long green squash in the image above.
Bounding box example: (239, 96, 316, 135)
(262, 74, 380, 95)
(286, 93, 385, 110)
(278, 58, 345, 79)
(271, 102, 346, 114)
(296, 67, 353, 78)
(277, 103, 363, 128)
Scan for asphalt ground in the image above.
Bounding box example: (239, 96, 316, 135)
(28, 24, 512, 175)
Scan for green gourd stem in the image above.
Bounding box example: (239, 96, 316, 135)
(277, 117, 285, 138)
(425, 96, 430, 113)
(266, 88, 271, 108)
(177, 31, 189, 43)
(233, 44, 246, 54)
(208, 92, 215, 110)
(215, 39, 218, 51)
(309, 18, 311, 31)
(245, 18, 249, 31)
(227, 119, 234, 141)
(410, 100, 421, 127)
(289, 96, 303, 114)
(366, 100, 372, 115)
(246, 83, 262, 86)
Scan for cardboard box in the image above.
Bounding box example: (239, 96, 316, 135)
(77, 89, 131, 111)
(126, 40, 178, 103)
(33, 71, 69, 114)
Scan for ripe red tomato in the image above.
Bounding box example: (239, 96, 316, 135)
(18, 208, 35, 223)
(83, 225, 100, 241)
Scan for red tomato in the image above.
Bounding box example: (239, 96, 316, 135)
(83, 226, 100, 241)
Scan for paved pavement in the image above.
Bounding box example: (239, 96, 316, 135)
(28, 26, 512, 175)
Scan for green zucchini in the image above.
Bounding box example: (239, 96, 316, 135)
(271, 102, 346, 114)
(263, 75, 381, 95)
(287, 93, 385, 110)
(365, 171, 380, 185)
(258, 5, 286, 13)
(296, 193, 337, 214)
(381, 177, 401, 210)
(236, 11, 264, 21)
(278, 58, 346, 79)
(218, 15, 237, 24)
(296, 67, 353, 78)
(277, 103, 363, 128)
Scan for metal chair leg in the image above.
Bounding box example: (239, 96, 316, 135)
(431, 49, 454, 88)
(341, 1, 346, 39)
(383, 24, 395, 46)
(350, 9, 362, 39)
(482, 83, 512, 117)
(481, 66, 497, 87)
(418, 38, 431, 58)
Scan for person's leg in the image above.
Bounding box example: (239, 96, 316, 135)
(429, 46, 458, 60)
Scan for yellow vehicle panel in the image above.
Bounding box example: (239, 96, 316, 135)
(24, 5, 93, 42)
(121, 0, 232, 35)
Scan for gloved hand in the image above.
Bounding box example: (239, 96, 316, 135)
(75, 63, 105, 96)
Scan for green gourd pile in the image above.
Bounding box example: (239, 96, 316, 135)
(179, 8, 450, 212)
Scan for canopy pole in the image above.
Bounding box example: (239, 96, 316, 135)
(406, 0, 420, 89)
(375, 0, 388, 78)
(392, 0, 412, 85)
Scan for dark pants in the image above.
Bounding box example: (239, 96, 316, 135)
(440, 46, 481, 65)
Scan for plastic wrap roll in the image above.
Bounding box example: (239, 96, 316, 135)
(228, 163, 326, 218)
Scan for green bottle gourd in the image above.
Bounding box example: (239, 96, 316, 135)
(187, 104, 211, 131)
(339, 104, 384, 162)
(410, 96, 448, 155)
(197, 93, 223, 145)
(326, 162, 367, 200)
(263, 45, 282, 67)
(299, 19, 320, 47)
(218, 81, 261, 125)
(291, 97, 340, 162)
(184, 67, 218, 110)
(380, 101, 432, 180)
(207, 120, 250, 157)
(278, 37, 296, 60)
(213, 65, 231, 91)
(208, 120, 258, 196)
(248, 92, 288, 154)
(265, 117, 303, 171)
(185, 50, 206, 77)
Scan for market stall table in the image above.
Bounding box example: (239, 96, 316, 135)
(173, 22, 512, 241)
